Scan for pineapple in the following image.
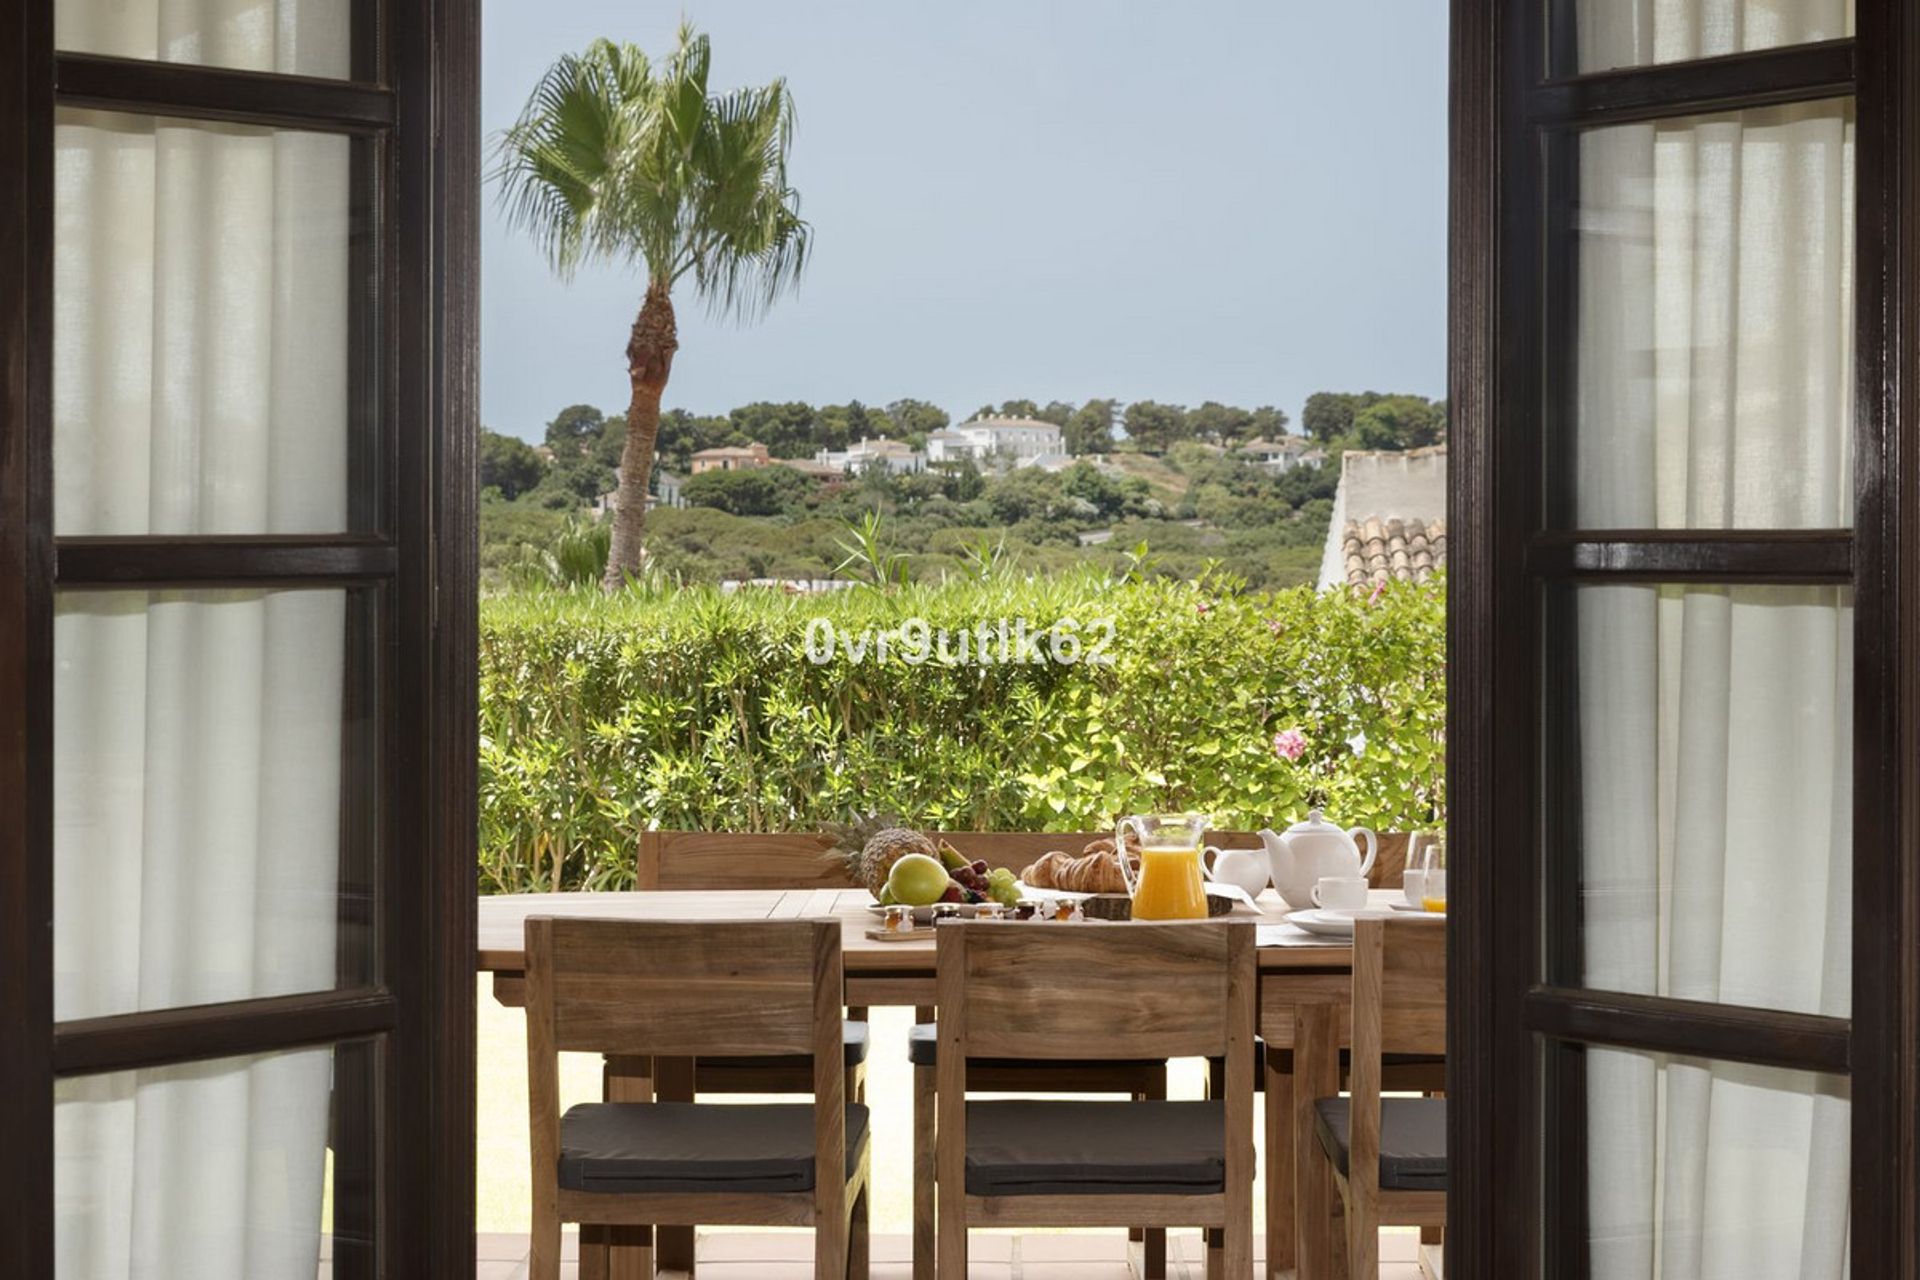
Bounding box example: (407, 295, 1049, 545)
(825, 816, 939, 896)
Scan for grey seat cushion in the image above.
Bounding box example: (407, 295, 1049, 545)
(709, 1021, 869, 1071)
(908, 1022, 1162, 1071)
(558, 1101, 869, 1194)
(965, 1100, 1224, 1196)
(1311, 1096, 1448, 1191)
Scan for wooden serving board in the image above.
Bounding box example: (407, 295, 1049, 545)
(1080, 889, 1239, 921)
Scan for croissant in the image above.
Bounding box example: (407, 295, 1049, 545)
(1021, 847, 1130, 894)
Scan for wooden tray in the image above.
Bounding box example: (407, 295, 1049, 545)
(1079, 888, 1238, 921)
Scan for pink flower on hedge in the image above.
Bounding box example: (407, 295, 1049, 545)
(1272, 729, 1308, 762)
(1196, 601, 1212, 616)
(1367, 580, 1387, 606)
(1265, 618, 1284, 637)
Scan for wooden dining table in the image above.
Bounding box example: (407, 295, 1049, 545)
(479, 887, 1386, 1280)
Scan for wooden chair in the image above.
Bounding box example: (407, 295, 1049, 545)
(914, 832, 1242, 1280)
(524, 916, 870, 1280)
(1312, 914, 1447, 1277)
(934, 920, 1257, 1280)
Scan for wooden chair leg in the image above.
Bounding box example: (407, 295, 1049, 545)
(1348, 1202, 1377, 1280)
(815, 1203, 849, 1280)
(912, 1064, 937, 1280)
(605, 1226, 652, 1280)
(1265, 1046, 1295, 1277)
(577, 1227, 610, 1280)
(936, 1118, 967, 1280)
(1294, 1006, 1339, 1280)
(602, 1058, 655, 1280)
(849, 1184, 870, 1279)
(1205, 1231, 1223, 1280)
(654, 1056, 698, 1276)
(1226, 1212, 1253, 1280)
(1142, 1068, 1168, 1279)
(1128, 1090, 1146, 1246)
(529, 1203, 563, 1280)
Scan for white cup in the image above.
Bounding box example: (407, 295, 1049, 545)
(1310, 875, 1369, 913)
(1401, 868, 1427, 907)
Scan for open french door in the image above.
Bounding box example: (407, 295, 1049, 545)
(0, 0, 478, 1274)
(1449, 1, 1918, 1276)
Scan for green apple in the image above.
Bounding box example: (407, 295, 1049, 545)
(886, 853, 952, 907)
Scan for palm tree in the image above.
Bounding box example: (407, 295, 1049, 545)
(495, 26, 809, 589)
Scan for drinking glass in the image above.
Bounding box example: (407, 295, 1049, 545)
(1420, 840, 1448, 913)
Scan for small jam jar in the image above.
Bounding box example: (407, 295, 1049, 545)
(1048, 898, 1083, 923)
(974, 902, 1008, 920)
(1011, 899, 1042, 920)
(930, 904, 964, 924)
(881, 905, 916, 935)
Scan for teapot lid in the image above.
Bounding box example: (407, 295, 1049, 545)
(1286, 807, 1342, 834)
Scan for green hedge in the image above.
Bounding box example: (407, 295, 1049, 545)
(479, 571, 1445, 893)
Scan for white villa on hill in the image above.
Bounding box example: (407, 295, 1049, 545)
(815, 436, 926, 475)
(1239, 435, 1327, 474)
(927, 415, 1064, 468)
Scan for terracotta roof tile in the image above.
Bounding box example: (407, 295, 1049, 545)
(1341, 515, 1447, 588)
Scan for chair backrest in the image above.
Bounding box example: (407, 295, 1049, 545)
(934, 920, 1258, 1218)
(524, 916, 841, 1059)
(1352, 914, 1447, 1057)
(936, 919, 1256, 1063)
(640, 829, 1271, 891)
(1368, 833, 1415, 889)
(1344, 915, 1446, 1208)
(523, 917, 846, 1216)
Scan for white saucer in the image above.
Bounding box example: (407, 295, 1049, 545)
(1284, 908, 1394, 938)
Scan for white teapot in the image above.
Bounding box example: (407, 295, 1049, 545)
(1258, 808, 1379, 910)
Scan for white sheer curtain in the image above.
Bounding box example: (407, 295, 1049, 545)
(1576, 0, 1852, 72)
(51, 12, 353, 1272)
(55, 0, 350, 78)
(1571, 14, 1855, 1276)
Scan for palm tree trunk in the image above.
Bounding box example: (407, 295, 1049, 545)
(602, 280, 678, 590)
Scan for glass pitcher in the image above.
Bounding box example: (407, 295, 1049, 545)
(1116, 812, 1210, 920)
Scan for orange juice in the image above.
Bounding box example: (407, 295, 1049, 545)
(1131, 845, 1209, 920)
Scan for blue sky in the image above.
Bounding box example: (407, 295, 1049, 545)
(480, 1, 1448, 442)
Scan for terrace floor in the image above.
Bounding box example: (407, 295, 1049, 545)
(465, 1227, 1437, 1278)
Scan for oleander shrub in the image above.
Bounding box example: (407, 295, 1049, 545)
(478, 570, 1445, 893)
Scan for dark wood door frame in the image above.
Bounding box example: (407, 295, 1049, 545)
(0, 0, 478, 1274)
(1448, 2, 1920, 1276)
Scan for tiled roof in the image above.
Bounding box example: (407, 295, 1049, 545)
(1342, 515, 1447, 588)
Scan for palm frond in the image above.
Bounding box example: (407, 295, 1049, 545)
(490, 22, 809, 314)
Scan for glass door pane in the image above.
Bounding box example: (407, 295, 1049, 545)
(55, 1040, 377, 1279)
(1558, 1048, 1850, 1279)
(53, 108, 378, 535)
(55, 0, 357, 80)
(1564, 1, 1854, 75)
(1563, 102, 1854, 530)
(53, 587, 379, 1020)
(1544, 582, 1852, 1017)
